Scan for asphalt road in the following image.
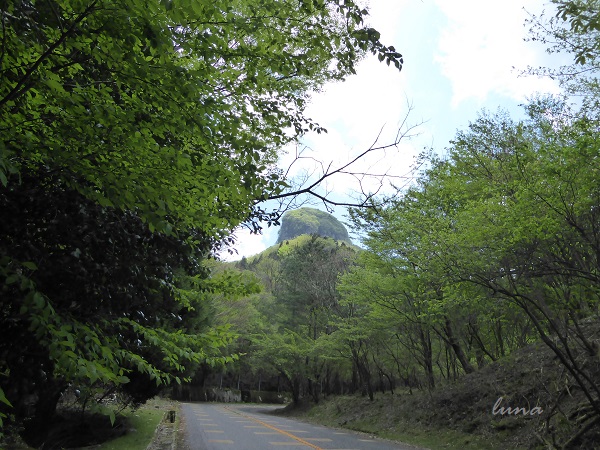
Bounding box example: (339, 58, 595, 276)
(180, 402, 422, 450)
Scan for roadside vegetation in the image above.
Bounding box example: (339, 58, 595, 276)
(278, 332, 600, 450)
(89, 400, 167, 450)
(1, 398, 169, 450)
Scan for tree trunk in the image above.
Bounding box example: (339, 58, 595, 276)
(420, 327, 435, 388)
(443, 317, 475, 374)
(23, 380, 66, 447)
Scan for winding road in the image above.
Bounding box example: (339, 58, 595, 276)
(179, 402, 422, 450)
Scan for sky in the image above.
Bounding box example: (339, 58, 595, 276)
(220, 0, 566, 261)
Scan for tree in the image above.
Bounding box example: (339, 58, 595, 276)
(0, 171, 236, 444)
(1, 0, 402, 235)
(339, 253, 439, 390)
(527, 0, 600, 119)
(348, 100, 600, 445)
(444, 103, 600, 445)
(0, 0, 403, 442)
(273, 236, 356, 402)
(221, 235, 357, 403)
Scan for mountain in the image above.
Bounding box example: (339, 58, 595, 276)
(276, 207, 350, 243)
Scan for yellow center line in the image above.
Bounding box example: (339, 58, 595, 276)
(270, 442, 306, 446)
(221, 406, 322, 450)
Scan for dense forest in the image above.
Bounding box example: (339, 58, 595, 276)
(2, 0, 600, 449)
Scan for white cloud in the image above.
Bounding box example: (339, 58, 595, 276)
(434, 0, 561, 107)
(281, 55, 420, 199)
(218, 226, 278, 262)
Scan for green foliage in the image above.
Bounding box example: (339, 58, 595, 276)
(94, 400, 167, 450)
(276, 208, 351, 243)
(210, 235, 358, 401)
(277, 234, 316, 257)
(0, 0, 402, 440)
(528, 0, 600, 118)
(0, 173, 239, 445)
(346, 98, 600, 441)
(555, 0, 600, 55)
(0, 386, 11, 438)
(1, 0, 402, 237)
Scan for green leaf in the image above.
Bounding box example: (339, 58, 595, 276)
(0, 388, 12, 408)
(22, 261, 37, 270)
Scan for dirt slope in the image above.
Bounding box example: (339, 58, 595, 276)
(278, 338, 600, 450)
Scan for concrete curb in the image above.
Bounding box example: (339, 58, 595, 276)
(146, 409, 178, 450)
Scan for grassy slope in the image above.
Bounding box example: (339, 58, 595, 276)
(0, 398, 171, 450)
(94, 398, 170, 450)
(278, 338, 600, 450)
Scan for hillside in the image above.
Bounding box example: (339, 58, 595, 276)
(276, 320, 600, 450)
(241, 233, 358, 265)
(276, 207, 350, 243)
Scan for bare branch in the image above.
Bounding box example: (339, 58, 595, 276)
(263, 101, 424, 213)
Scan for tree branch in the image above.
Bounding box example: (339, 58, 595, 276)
(0, 1, 99, 109)
(263, 102, 423, 213)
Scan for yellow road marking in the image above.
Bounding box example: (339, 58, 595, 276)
(306, 438, 332, 442)
(208, 440, 234, 444)
(205, 430, 225, 433)
(269, 443, 310, 446)
(254, 432, 279, 435)
(221, 406, 323, 450)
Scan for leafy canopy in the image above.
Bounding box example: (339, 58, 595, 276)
(1, 0, 402, 236)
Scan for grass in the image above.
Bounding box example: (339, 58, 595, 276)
(91, 398, 168, 450)
(343, 421, 507, 450)
(281, 394, 526, 450)
(0, 398, 172, 450)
